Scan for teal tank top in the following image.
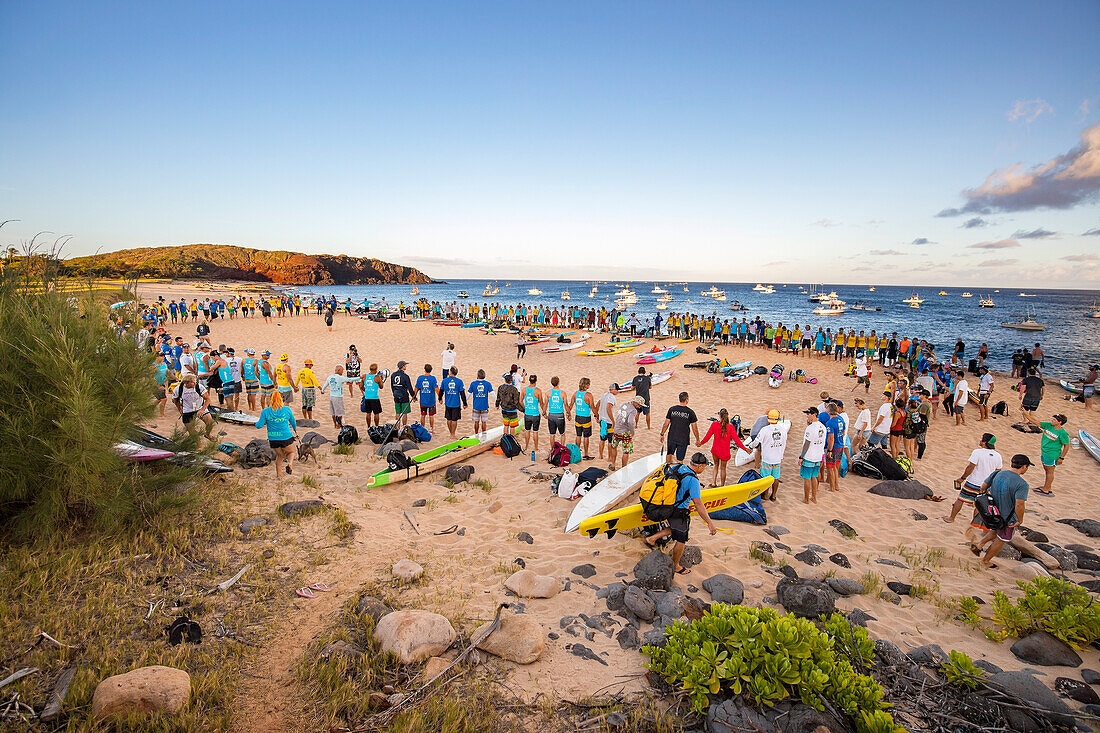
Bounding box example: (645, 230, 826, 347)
(243, 358, 257, 381)
(574, 390, 591, 418)
(363, 374, 379, 399)
(548, 388, 564, 414)
(523, 387, 540, 416)
(258, 360, 274, 386)
(218, 363, 233, 383)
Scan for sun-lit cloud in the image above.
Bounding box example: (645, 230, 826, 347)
(1084, 228, 1100, 236)
(937, 123, 1100, 215)
(910, 237, 934, 245)
(961, 217, 988, 229)
(810, 218, 841, 227)
(1011, 228, 1057, 239)
(977, 258, 1019, 267)
(1063, 253, 1099, 262)
(1006, 98, 1053, 124)
(762, 260, 788, 267)
(968, 239, 1020, 249)
(868, 249, 905, 256)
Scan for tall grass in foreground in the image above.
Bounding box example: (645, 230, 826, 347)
(0, 249, 195, 539)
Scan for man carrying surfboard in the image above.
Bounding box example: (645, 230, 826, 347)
(642, 452, 718, 574)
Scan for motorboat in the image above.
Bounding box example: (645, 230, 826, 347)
(961, 292, 973, 298)
(849, 302, 881, 311)
(938, 290, 948, 296)
(979, 295, 995, 308)
(527, 287, 542, 295)
(456, 290, 469, 298)
(1089, 301, 1100, 318)
(715, 294, 727, 301)
(902, 293, 924, 305)
(868, 286, 876, 292)
(909, 301, 920, 309)
(683, 286, 689, 292)
(651, 285, 668, 294)
(753, 283, 768, 292)
(657, 294, 673, 302)
(1019, 292, 1036, 297)
(656, 302, 668, 310)
(727, 301, 747, 311)
(561, 291, 571, 301)
(1001, 308, 1045, 331)
(813, 303, 846, 316)
(482, 283, 499, 296)
(410, 286, 420, 295)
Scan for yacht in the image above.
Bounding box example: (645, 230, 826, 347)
(702, 286, 724, 298)
(410, 286, 420, 295)
(456, 290, 469, 299)
(527, 287, 542, 295)
(807, 285, 826, 303)
(760, 285, 776, 294)
(651, 285, 668, 294)
(1019, 292, 1036, 297)
(656, 302, 668, 310)
(482, 283, 499, 296)
(753, 283, 768, 292)
(902, 293, 924, 305)
(961, 292, 973, 298)
(560, 290, 571, 301)
(813, 298, 847, 315)
(1087, 301, 1100, 318)
(979, 295, 995, 308)
(1001, 307, 1046, 331)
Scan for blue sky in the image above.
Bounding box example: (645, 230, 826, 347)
(1, 1, 1098, 287)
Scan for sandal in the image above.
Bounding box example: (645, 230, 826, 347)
(675, 566, 692, 575)
(969, 544, 981, 556)
(1034, 488, 1053, 496)
(295, 587, 317, 599)
(308, 582, 332, 592)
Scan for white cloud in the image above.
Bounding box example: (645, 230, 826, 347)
(1007, 98, 1053, 124)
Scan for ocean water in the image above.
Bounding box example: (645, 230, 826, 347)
(283, 280, 1100, 378)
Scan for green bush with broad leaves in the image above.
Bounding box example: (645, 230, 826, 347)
(941, 650, 984, 689)
(990, 577, 1100, 649)
(642, 604, 903, 733)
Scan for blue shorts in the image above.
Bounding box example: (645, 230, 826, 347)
(600, 421, 612, 441)
(1041, 455, 1059, 467)
(799, 460, 821, 480)
(867, 432, 889, 448)
(760, 463, 781, 480)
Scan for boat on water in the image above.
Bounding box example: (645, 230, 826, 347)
(482, 283, 499, 296)
(753, 283, 768, 292)
(527, 287, 542, 295)
(868, 286, 876, 292)
(456, 290, 469, 298)
(761, 285, 776, 294)
(727, 301, 747, 311)
(651, 285, 668, 294)
(560, 290, 571, 301)
(902, 293, 924, 305)
(715, 294, 727, 301)
(849, 302, 881, 311)
(909, 301, 920, 309)
(979, 295, 995, 308)
(938, 290, 948, 296)
(656, 302, 668, 310)
(410, 286, 420, 295)
(961, 292, 973, 298)
(813, 297, 847, 315)
(1088, 301, 1100, 318)
(657, 294, 673, 302)
(1001, 307, 1046, 331)
(1019, 292, 1036, 297)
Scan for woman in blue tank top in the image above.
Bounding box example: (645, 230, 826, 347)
(569, 377, 596, 459)
(522, 375, 544, 453)
(360, 365, 384, 427)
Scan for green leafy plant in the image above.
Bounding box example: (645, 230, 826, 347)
(942, 650, 984, 689)
(643, 605, 900, 732)
(990, 577, 1100, 648)
(333, 442, 355, 455)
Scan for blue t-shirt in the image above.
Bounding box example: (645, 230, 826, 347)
(256, 406, 296, 441)
(989, 470, 1028, 524)
(826, 416, 845, 450)
(468, 379, 493, 411)
(441, 376, 465, 408)
(171, 345, 183, 370)
(416, 374, 438, 406)
(674, 468, 703, 509)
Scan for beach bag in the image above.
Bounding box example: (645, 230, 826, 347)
(968, 358, 979, 376)
(243, 439, 274, 468)
(895, 454, 912, 477)
(991, 400, 1008, 416)
(337, 425, 359, 445)
(574, 467, 609, 494)
(753, 366, 767, 375)
(498, 433, 523, 458)
(386, 450, 413, 471)
(548, 441, 570, 467)
(696, 346, 710, 354)
(973, 474, 1007, 529)
(556, 469, 580, 499)
(844, 364, 856, 377)
(368, 424, 397, 445)
(568, 443, 582, 464)
(849, 458, 883, 480)
(865, 447, 907, 481)
(409, 423, 432, 443)
(639, 464, 692, 522)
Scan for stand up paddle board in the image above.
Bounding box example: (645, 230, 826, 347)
(128, 427, 234, 473)
(366, 427, 504, 488)
(542, 336, 591, 352)
(1080, 430, 1100, 465)
(208, 406, 259, 426)
(115, 441, 174, 462)
(1061, 380, 1082, 394)
(614, 371, 672, 392)
(565, 452, 665, 533)
(637, 348, 683, 365)
(577, 476, 773, 538)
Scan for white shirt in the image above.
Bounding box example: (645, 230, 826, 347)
(180, 352, 197, 375)
(954, 379, 970, 405)
(598, 392, 617, 424)
(873, 403, 892, 434)
(752, 420, 791, 464)
(966, 448, 1003, 487)
(175, 382, 207, 413)
(441, 349, 456, 371)
(979, 373, 994, 393)
(803, 422, 828, 462)
(853, 408, 872, 433)
(855, 355, 868, 377)
(228, 356, 243, 381)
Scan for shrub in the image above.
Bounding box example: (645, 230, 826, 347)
(643, 605, 902, 732)
(942, 650, 984, 689)
(990, 577, 1100, 648)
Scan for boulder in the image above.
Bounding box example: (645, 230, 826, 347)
(421, 656, 451, 680)
(1010, 631, 1082, 667)
(1055, 676, 1100, 704)
(392, 559, 424, 582)
(444, 464, 474, 483)
(828, 519, 858, 537)
(683, 596, 711, 620)
(997, 544, 1023, 561)
(750, 540, 774, 556)
(886, 582, 912, 596)
(1075, 549, 1100, 571)
(826, 578, 864, 597)
(475, 612, 544, 664)
(775, 578, 836, 618)
(1010, 562, 1050, 581)
(987, 670, 1076, 729)
(1020, 527, 1049, 543)
(701, 574, 744, 604)
(278, 500, 324, 518)
(571, 564, 597, 579)
(374, 610, 457, 664)
(804, 543, 830, 554)
(1009, 535, 1061, 570)
(1058, 518, 1100, 538)
(867, 479, 933, 500)
(794, 550, 822, 566)
(91, 666, 191, 719)
(238, 517, 268, 536)
(875, 558, 908, 569)
(616, 626, 639, 650)
(907, 644, 947, 665)
(604, 582, 626, 611)
(320, 640, 363, 660)
(653, 590, 685, 619)
(707, 699, 776, 733)
(907, 509, 928, 521)
(1082, 668, 1100, 685)
(879, 590, 902, 605)
(355, 596, 393, 621)
(873, 640, 906, 667)
(632, 550, 674, 591)
(828, 553, 851, 568)
(623, 586, 657, 621)
(642, 628, 667, 648)
(1045, 547, 1078, 571)
(763, 525, 789, 538)
(848, 608, 876, 627)
(974, 660, 1003, 675)
(680, 545, 703, 568)
(504, 570, 559, 599)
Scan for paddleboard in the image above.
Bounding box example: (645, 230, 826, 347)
(678, 338, 694, 343)
(1080, 431, 1100, 464)
(366, 426, 504, 488)
(723, 370, 752, 383)
(615, 370, 672, 392)
(577, 476, 774, 538)
(128, 427, 234, 473)
(115, 441, 174, 462)
(565, 452, 666, 533)
(432, 321, 462, 326)
(720, 361, 753, 373)
(637, 348, 683, 365)
(208, 406, 259, 426)
(1061, 380, 1082, 395)
(460, 322, 488, 328)
(579, 345, 641, 356)
(542, 336, 591, 353)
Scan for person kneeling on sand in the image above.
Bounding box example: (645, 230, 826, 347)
(644, 452, 719, 575)
(973, 454, 1032, 570)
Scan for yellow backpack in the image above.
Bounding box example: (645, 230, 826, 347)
(639, 465, 691, 522)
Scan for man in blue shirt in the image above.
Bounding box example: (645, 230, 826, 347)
(974, 454, 1032, 570)
(824, 402, 846, 493)
(438, 367, 467, 439)
(467, 370, 494, 434)
(641, 452, 719, 575)
(415, 364, 439, 433)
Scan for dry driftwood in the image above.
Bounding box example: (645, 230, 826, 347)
(38, 666, 76, 722)
(0, 668, 37, 691)
(207, 564, 252, 594)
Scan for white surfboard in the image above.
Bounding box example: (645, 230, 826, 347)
(542, 336, 591, 352)
(565, 451, 666, 533)
(1080, 430, 1100, 465)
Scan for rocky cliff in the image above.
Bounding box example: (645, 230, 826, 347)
(62, 244, 435, 285)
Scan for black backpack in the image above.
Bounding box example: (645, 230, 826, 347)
(337, 425, 359, 445)
(865, 447, 908, 481)
(167, 616, 202, 645)
(991, 400, 1008, 416)
(368, 424, 398, 445)
(974, 472, 1007, 529)
(387, 450, 413, 471)
(243, 439, 274, 468)
(498, 433, 522, 458)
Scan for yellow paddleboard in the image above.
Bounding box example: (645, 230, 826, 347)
(577, 477, 773, 538)
(579, 346, 638, 356)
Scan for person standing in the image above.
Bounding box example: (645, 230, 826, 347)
(241, 349, 260, 411)
(973, 454, 1033, 570)
(977, 367, 994, 421)
(297, 359, 321, 421)
(225, 348, 243, 411)
(390, 361, 415, 428)
(953, 370, 970, 426)
(345, 346, 363, 396)
(495, 373, 522, 436)
(749, 410, 790, 500)
(568, 377, 598, 459)
(1075, 364, 1098, 410)
(799, 407, 827, 504)
(597, 383, 619, 462)
(608, 396, 643, 469)
(468, 369, 494, 434)
(660, 392, 700, 464)
(359, 364, 385, 427)
(823, 402, 846, 492)
(1020, 368, 1044, 416)
(276, 353, 298, 406)
(255, 390, 298, 478)
(851, 349, 871, 393)
(697, 408, 747, 487)
(944, 433, 1002, 523)
(415, 364, 439, 433)
(545, 376, 568, 444)
(642, 452, 719, 575)
(521, 374, 545, 454)
(441, 342, 456, 379)
(631, 368, 653, 430)
(438, 367, 467, 439)
(1023, 411, 1070, 496)
(320, 365, 357, 429)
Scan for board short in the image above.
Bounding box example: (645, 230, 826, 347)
(799, 459, 821, 480)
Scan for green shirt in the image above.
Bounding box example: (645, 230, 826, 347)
(1039, 421, 1069, 464)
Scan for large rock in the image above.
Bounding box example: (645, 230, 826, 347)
(91, 666, 191, 719)
(474, 612, 544, 664)
(632, 550, 674, 591)
(794, 549, 822, 566)
(571, 564, 597, 579)
(1075, 550, 1100, 571)
(707, 699, 775, 733)
(1045, 547, 1078, 571)
(1055, 676, 1100, 704)
(653, 591, 685, 619)
(867, 479, 932, 500)
(702, 574, 744, 605)
(763, 526, 789, 539)
(775, 578, 836, 618)
(828, 553, 851, 568)
(1058, 518, 1100, 537)
(278, 500, 324, 518)
(355, 596, 393, 621)
(504, 570, 559, 599)
(680, 545, 703, 568)
(828, 519, 857, 537)
(826, 577, 864, 597)
(374, 610, 457, 664)
(444, 464, 474, 483)
(392, 559, 424, 582)
(1010, 631, 1082, 667)
(603, 582, 626, 611)
(623, 586, 656, 621)
(988, 670, 1076, 729)
(1011, 562, 1050, 581)
(907, 644, 947, 665)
